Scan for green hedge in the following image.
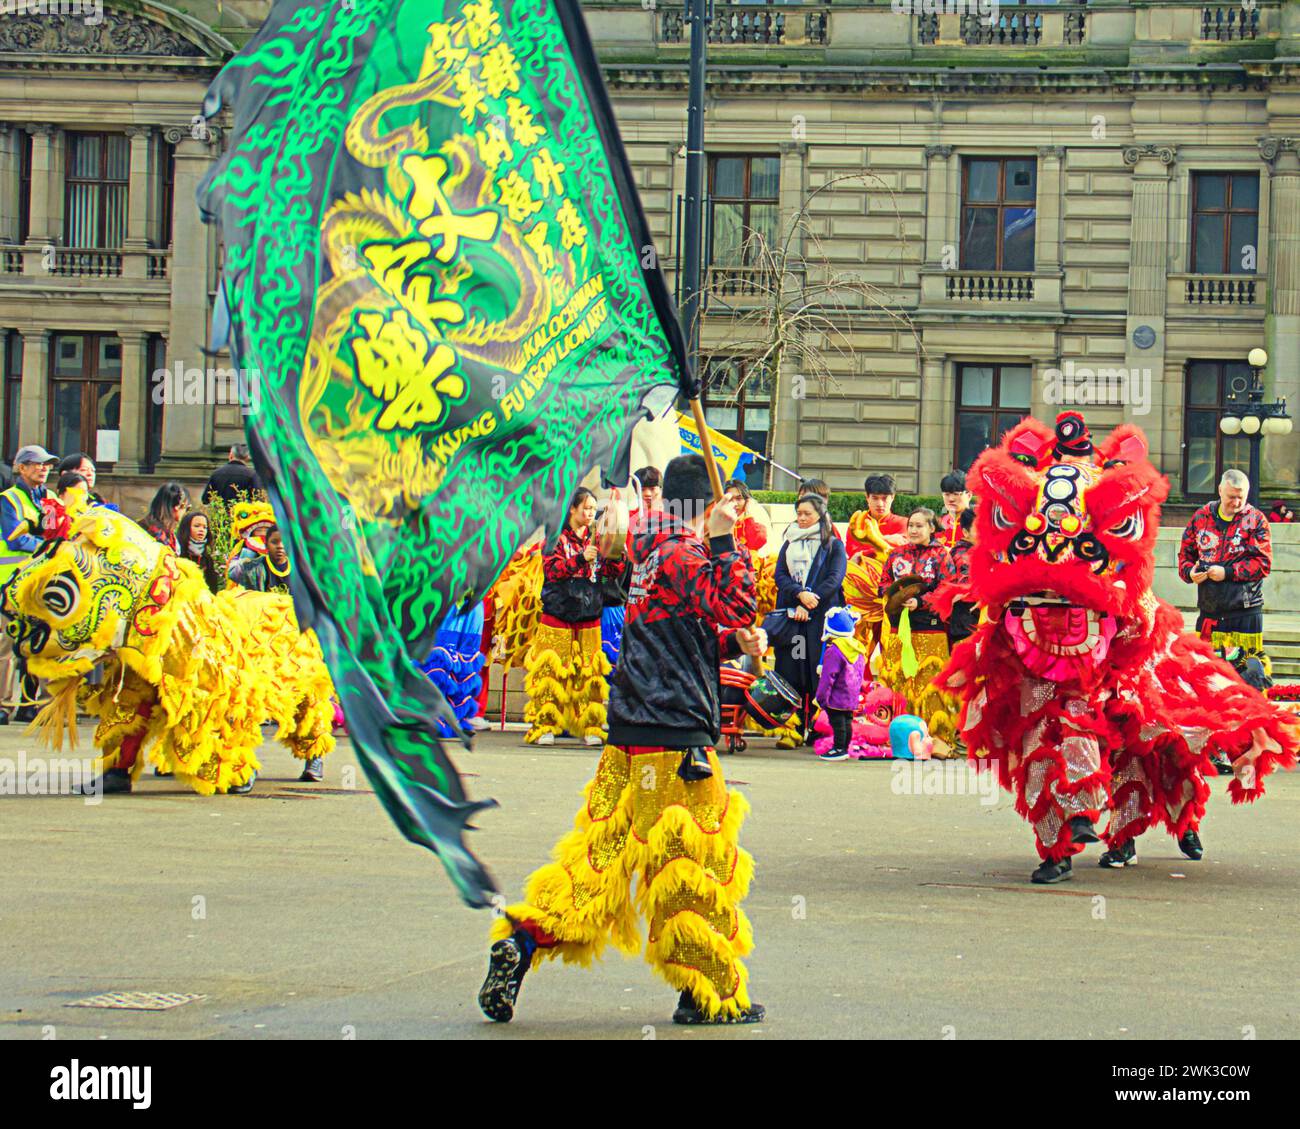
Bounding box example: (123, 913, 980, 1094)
(753, 491, 944, 523)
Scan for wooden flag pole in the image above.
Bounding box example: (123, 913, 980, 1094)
(688, 396, 724, 501)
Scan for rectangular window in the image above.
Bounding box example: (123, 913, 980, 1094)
(18, 130, 32, 244)
(701, 355, 771, 490)
(64, 133, 129, 249)
(1191, 173, 1259, 275)
(1183, 360, 1251, 497)
(954, 363, 1032, 470)
(707, 154, 780, 289)
(146, 334, 166, 471)
(961, 157, 1037, 271)
(48, 332, 122, 467)
(4, 331, 21, 464)
(158, 139, 175, 249)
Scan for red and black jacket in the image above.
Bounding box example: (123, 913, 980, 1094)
(608, 512, 756, 748)
(879, 540, 956, 631)
(540, 524, 622, 624)
(1177, 503, 1271, 618)
(945, 537, 979, 641)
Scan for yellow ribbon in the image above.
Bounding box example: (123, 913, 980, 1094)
(898, 608, 919, 679)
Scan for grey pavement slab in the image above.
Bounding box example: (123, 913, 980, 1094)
(0, 725, 1296, 1040)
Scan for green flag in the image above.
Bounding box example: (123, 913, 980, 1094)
(197, 0, 694, 907)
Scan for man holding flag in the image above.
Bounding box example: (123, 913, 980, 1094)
(481, 454, 767, 1025)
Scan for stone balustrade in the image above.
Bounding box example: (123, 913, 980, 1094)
(594, 2, 1289, 61)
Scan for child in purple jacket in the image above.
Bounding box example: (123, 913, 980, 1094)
(815, 607, 867, 762)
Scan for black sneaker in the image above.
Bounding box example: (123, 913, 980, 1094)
(78, 768, 133, 796)
(299, 756, 324, 782)
(1211, 755, 1233, 777)
(1178, 829, 1204, 861)
(1030, 856, 1073, 884)
(14, 705, 36, 725)
(1069, 816, 1100, 844)
(1099, 839, 1137, 868)
(817, 749, 849, 762)
(227, 771, 257, 795)
(153, 766, 173, 778)
(478, 933, 532, 1023)
(672, 989, 765, 1025)
(0, 708, 9, 726)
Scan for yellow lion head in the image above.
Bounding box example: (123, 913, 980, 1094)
(229, 499, 275, 551)
(2, 508, 175, 680)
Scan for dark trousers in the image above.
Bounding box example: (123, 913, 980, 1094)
(827, 708, 854, 755)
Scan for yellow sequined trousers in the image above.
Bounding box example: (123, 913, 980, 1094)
(490, 745, 756, 1019)
(879, 626, 959, 751)
(523, 620, 610, 743)
(1209, 630, 1267, 665)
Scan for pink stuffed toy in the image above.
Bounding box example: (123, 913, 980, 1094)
(811, 681, 908, 760)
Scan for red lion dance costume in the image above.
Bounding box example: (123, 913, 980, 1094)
(936, 412, 1297, 883)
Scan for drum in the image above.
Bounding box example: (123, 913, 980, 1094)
(741, 669, 800, 730)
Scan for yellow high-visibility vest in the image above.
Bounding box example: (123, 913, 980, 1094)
(0, 484, 42, 589)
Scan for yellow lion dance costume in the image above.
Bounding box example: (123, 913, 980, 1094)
(3, 502, 335, 794)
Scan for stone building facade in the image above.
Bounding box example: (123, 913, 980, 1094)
(596, 1, 1300, 499)
(2, 2, 1298, 510)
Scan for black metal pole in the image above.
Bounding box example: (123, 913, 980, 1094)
(679, 0, 708, 371)
(1248, 363, 1264, 508)
(1248, 433, 1262, 509)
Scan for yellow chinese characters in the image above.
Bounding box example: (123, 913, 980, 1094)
(354, 309, 467, 431)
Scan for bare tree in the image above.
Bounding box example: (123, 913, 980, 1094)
(696, 172, 922, 487)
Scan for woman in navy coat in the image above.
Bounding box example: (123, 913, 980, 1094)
(773, 494, 847, 744)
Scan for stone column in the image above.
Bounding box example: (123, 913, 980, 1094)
(115, 330, 150, 474)
(919, 145, 955, 308)
(1121, 144, 1176, 456)
(123, 126, 151, 280)
(17, 328, 48, 447)
(0, 127, 18, 244)
(917, 348, 951, 486)
(21, 125, 55, 276)
(1036, 146, 1065, 275)
(159, 129, 217, 469)
(1260, 137, 1300, 492)
(1030, 351, 1059, 423)
(923, 145, 954, 267)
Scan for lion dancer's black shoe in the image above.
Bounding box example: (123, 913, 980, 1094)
(1069, 816, 1100, 844)
(671, 989, 765, 1025)
(1099, 838, 1137, 868)
(1030, 855, 1072, 884)
(77, 767, 133, 796)
(1178, 827, 1204, 860)
(478, 928, 537, 1023)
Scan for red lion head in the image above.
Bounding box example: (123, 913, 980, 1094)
(964, 411, 1168, 682)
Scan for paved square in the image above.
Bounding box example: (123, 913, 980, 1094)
(1, 725, 1295, 1040)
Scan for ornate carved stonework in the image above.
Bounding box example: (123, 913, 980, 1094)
(0, 13, 204, 57)
(1122, 144, 1177, 168)
(1038, 146, 1066, 161)
(162, 122, 222, 148)
(1258, 137, 1298, 169)
(924, 145, 953, 161)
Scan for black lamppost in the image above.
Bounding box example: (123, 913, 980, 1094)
(678, 0, 709, 372)
(1218, 347, 1293, 508)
